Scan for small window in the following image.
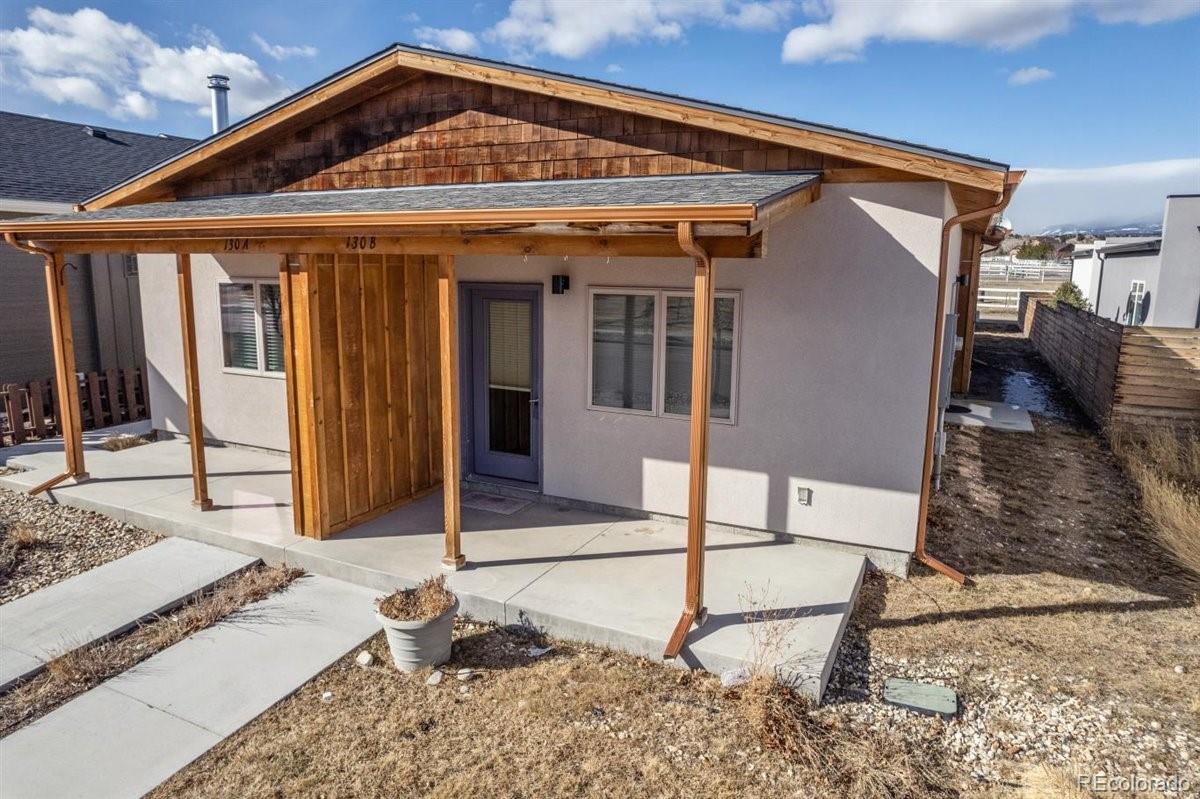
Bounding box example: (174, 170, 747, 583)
(1127, 280, 1147, 326)
(587, 287, 739, 423)
(219, 280, 285, 377)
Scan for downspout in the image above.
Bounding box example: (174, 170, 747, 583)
(662, 221, 715, 661)
(913, 172, 1022, 584)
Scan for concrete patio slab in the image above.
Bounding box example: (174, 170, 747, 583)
(0, 683, 221, 799)
(0, 537, 256, 691)
(945, 399, 1035, 433)
(0, 420, 152, 467)
(0, 438, 867, 699)
(0, 574, 376, 799)
(283, 492, 619, 621)
(505, 518, 865, 696)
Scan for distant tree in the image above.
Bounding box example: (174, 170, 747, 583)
(1053, 281, 1092, 312)
(1015, 240, 1054, 260)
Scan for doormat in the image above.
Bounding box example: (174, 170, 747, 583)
(461, 491, 531, 515)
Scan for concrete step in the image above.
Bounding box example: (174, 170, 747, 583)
(0, 538, 257, 692)
(0, 573, 379, 799)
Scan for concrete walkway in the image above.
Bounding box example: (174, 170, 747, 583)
(0, 538, 256, 691)
(0, 420, 152, 466)
(0, 573, 378, 799)
(1, 437, 866, 698)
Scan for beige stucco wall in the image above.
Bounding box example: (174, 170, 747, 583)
(137, 180, 953, 555)
(138, 253, 289, 451)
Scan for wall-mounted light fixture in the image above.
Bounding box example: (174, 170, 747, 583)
(551, 275, 570, 294)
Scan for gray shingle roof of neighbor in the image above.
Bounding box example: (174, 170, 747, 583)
(1098, 238, 1162, 256)
(84, 42, 1009, 205)
(22, 172, 821, 224)
(0, 111, 195, 204)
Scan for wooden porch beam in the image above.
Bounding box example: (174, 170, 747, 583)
(176, 253, 212, 510)
(664, 222, 716, 660)
(43, 252, 87, 482)
(437, 254, 465, 570)
(21, 233, 763, 260)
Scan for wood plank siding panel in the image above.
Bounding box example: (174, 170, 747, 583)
(174, 74, 858, 198)
(284, 252, 445, 538)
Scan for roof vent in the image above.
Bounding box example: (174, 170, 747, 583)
(83, 126, 109, 139)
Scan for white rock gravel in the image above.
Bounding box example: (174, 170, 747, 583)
(823, 630, 1199, 788)
(0, 485, 160, 604)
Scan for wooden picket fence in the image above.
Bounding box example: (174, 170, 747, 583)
(0, 367, 150, 447)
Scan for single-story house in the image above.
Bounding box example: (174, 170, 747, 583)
(0, 112, 194, 383)
(0, 44, 1020, 657)
(1070, 195, 1200, 328)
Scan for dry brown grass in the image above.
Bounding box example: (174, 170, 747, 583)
(737, 676, 951, 798)
(1110, 424, 1200, 581)
(0, 522, 42, 581)
(0, 563, 302, 734)
(151, 622, 953, 799)
(377, 574, 455, 622)
(99, 433, 149, 452)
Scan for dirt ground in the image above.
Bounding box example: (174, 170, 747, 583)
(153, 324, 1197, 798)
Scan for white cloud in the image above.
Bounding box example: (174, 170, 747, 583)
(0, 7, 292, 122)
(606, 63, 624, 73)
(1008, 66, 1054, 86)
(414, 26, 481, 53)
(1006, 159, 1200, 232)
(251, 33, 318, 60)
(486, 0, 795, 60)
(782, 0, 1199, 63)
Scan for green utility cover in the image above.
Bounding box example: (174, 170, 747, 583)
(882, 678, 958, 717)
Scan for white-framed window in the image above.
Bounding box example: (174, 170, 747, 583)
(217, 279, 285, 378)
(586, 287, 740, 424)
(1127, 280, 1147, 325)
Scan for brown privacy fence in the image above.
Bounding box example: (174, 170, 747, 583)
(1019, 296, 1200, 426)
(1, 367, 150, 447)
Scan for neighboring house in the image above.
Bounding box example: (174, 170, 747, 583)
(0, 45, 1020, 649)
(0, 112, 194, 383)
(1070, 195, 1200, 328)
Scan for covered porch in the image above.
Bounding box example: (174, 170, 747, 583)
(0, 436, 864, 698)
(0, 170, 834, 668)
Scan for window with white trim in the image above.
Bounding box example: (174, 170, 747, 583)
(1127, 280, 1147, 325)
(218, 280, 284, 377)
(587, 287, 740, 423)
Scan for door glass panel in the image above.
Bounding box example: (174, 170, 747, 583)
(487, 299, 531, 456)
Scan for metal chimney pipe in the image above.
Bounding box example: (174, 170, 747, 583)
(206, 74, 230, 134)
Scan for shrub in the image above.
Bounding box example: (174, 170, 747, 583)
(377, 575, 456, 622)
(1053, 281, 1092, 312)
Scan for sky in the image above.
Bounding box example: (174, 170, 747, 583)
(1, 0, 1198, 232)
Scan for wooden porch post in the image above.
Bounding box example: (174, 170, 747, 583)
(44, 253, 87, 481)
(437, 254, 465, 570)
(176, 253, 212, 510)
(664, 223, 716, 659)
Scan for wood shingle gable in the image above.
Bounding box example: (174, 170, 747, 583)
(175, 73, 856, 199)
(83, 44, 1010, 211)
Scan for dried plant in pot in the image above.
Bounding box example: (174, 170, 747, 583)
(375, 575, 458, 672)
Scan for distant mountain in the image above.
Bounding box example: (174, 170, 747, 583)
(1036, 221, 1163, 237)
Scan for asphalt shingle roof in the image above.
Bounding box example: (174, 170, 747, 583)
(0, 112, 195, 204)
(20, 172, 820, 224)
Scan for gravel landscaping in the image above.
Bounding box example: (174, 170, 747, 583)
(0, 484, 160, 604)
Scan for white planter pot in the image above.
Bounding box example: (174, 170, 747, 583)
(375, 596, 458, 672)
